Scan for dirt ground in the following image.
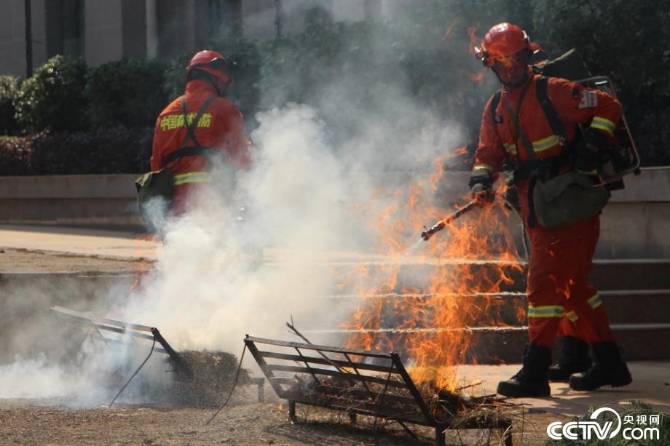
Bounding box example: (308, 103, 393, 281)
(0, 397, 567, 446)
(0, 248, 569, 445)
(0, 247, 152, 274)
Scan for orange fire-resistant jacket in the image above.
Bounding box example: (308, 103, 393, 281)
(472, 71, 622, 223)
(151, 79, 253, 212)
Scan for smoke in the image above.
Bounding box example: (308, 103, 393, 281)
(0, 4, 477, 404)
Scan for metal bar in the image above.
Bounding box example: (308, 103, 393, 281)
(84, 332, 168, 355)
(245, 336, 392, 359)
(343, 352, 372, 393)
(53, 305, 191, 379)
(245, 336, 286, 400)
(283, 397, 430, 425)
(90, 324, 156, 341)
(263, 364, 407, 388)
(259, 351, 394, 374)
(52, 306, 155, 332)
(294, 347, 320, 384)
(390, 353, 434, 423)
(150, 328, 192, 379)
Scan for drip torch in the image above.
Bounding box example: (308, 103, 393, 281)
(420, 200, 478, 241)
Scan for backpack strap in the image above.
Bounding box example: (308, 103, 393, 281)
(162, 95, 218, 166)
(163, 146, 208, 165)
(535, 76, 566, 142)
(490, 90, 502, 123)
(180, 95, 217, 147)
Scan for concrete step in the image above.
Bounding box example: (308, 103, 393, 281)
(591, 259, 670, 291)
(302, 323, 670, 364)
(327, 258, 670, 293)
(316, 289, 670, 328)
(600, 290, 670, 324)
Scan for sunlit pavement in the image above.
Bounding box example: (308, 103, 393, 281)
(0, 225, 158, 260)
(1, 224, 668, 419)
(455, 362, 670, 417)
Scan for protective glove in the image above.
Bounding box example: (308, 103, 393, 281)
(575, 128, 608, 175)
(468, 169, 495, 204)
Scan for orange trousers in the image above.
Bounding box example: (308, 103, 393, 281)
(525, 215, 616, 349)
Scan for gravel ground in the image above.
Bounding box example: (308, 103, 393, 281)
(0, 248, 567, 445)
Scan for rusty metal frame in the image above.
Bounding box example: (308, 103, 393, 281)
(52, 305, 193, 379)
(244, 335, 512, 446)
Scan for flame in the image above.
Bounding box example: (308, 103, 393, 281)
(339, 154, 523, 392)
(444, 20, 458, 39)
(465, 70, 486, 85)
(467, 26, 482, 54)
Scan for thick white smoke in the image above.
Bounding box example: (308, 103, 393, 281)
(0, 4, 475, 404)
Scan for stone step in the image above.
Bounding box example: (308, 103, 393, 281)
(326, 258, 670, 293)
(315, 289, 670, 328)
(301, 323, 670, 364)
(591, 259, 670, 291)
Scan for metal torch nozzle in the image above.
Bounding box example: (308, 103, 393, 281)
(421, 221, 445, 241)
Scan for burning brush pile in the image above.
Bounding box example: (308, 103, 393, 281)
(165, 350, 251, 408)
(281, 366, 513, 432)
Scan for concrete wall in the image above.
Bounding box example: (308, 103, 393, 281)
(0, 0, 48, 77)
(0, 174, 141, 229)
(0, 168, 667, 258)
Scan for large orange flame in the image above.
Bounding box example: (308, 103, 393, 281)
(340, 152, 523, 391)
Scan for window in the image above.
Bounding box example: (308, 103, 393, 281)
(46, 0, 85, 58)
(61, 0, 84, 56)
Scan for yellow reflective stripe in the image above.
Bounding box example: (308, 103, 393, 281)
(565, 310, 579, 322)
(173, 172, 211, 186)
(502, 143, 517, 155)
(590, 117, 616, 136)
(587, 294, 602, 309)
(532, 134, 561, 153)
(473, 164, 493, 172)
(528, 305, 564, 318)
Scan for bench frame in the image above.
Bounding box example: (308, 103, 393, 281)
(244, 335, 512, 446)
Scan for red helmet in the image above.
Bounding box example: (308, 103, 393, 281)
(186, 50, 233, 85)
(475, 23, 530, 67)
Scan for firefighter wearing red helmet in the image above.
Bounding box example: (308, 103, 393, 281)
(151, 50, 253, 217)
(470, 23, 632, 397)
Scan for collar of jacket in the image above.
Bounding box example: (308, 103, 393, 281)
(185, 79, 221, 97)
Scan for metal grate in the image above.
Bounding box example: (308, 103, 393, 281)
(244, 335, 512, 446)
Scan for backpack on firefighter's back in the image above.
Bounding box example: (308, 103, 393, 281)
(500, 49, 641, 229)
(533, 48, 641, 187)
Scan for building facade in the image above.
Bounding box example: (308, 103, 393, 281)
(0, 0, 384, 78)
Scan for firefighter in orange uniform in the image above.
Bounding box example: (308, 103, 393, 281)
(470, 23, 632, 397)
(152, 50, 253, 217)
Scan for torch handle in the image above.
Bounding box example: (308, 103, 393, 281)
(421, 200, 478, 241)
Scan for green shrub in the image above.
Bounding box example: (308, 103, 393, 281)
(0, 76, 21, 136)
(14, 55, 88, 134)
(0, 135, 33, 175)
(85, 58, 171, 129)
(29, 126, 153, 175)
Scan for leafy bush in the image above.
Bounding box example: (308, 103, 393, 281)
(0, 136, 33, 175)
(0, 76, 21, 136)
(29, 126, 153, 175)
(14, 55, 88, 134)
(85, 58, 171, 128)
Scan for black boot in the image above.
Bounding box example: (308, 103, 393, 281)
(497, 344, 551, 397)
(569, 342, 632, 391)
(547, 336, 592, 382)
